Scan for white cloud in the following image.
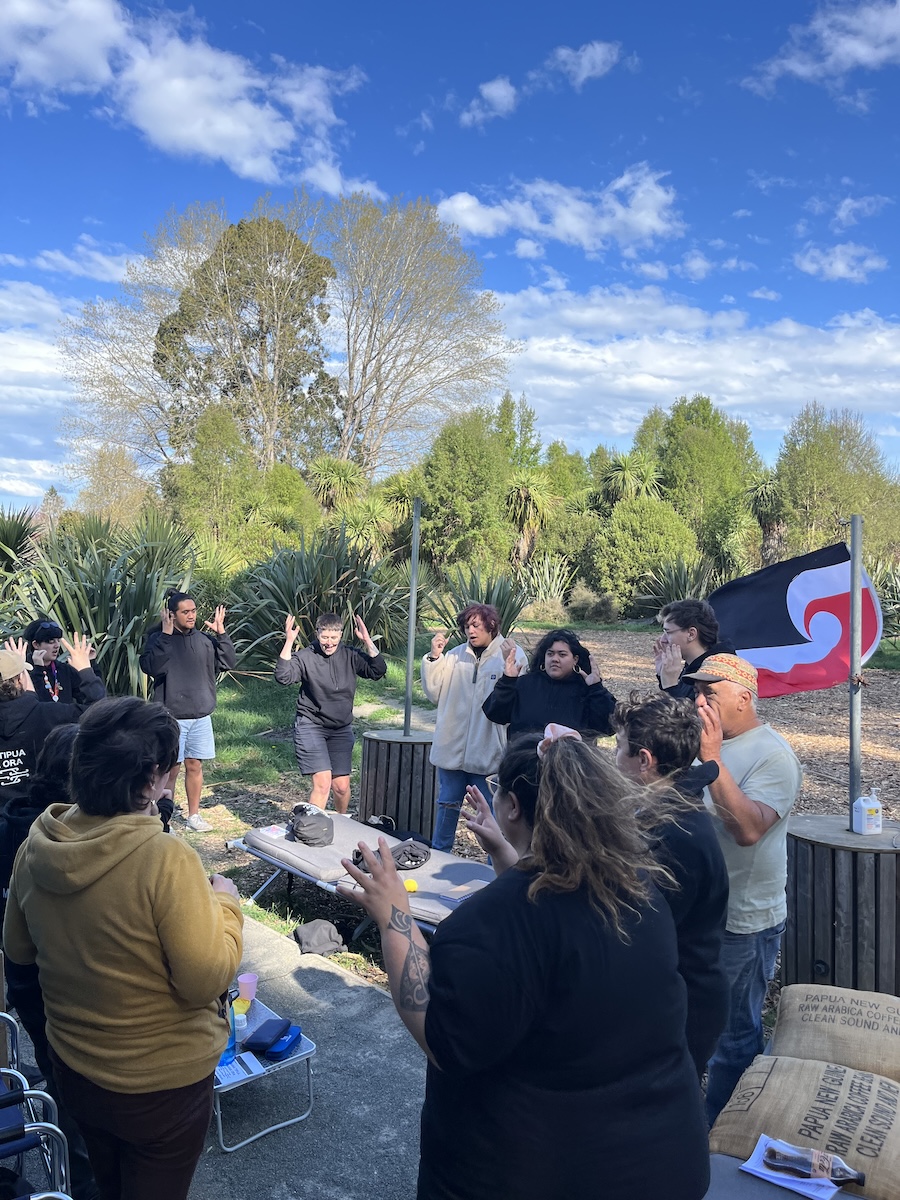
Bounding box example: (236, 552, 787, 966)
(513, 238, 544, 259)
(678, 250, 714, 281)
(722, 256, 756, 272)
(749, 287, 782, 301)
(721, 294, 736, 303)
(794, 241, 888, 282)
(749, 170, 797, 193)
(733, 209, 753, 218)
(438, 164, 684, 255)
(496, 282, 900, 457)
(831, 193, 892, 229)
(546, 41, 621, 90)
(30, 233, 134, 281)
(747, 1, 900, 103)
(635, 261, 669, 280)
(460, 76, 518, 127)
(0, 1, 370, 187)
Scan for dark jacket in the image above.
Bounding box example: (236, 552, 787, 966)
(0, 693, 82, 816)
(139, 625, 237, 719)
(31, 659, 105, 711)
(274, 642, 387, 730)
(482, 669, 617, 739)
(661, 638, 738, 700)
(653, 760, 730, 1078)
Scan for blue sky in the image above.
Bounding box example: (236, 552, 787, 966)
(2, 0, 900, 508)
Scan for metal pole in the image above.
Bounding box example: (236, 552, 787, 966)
(403, 498, 422, 738)
(848, 513, 863, 831)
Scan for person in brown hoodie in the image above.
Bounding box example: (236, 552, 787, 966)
(3, 696, 243, 1200)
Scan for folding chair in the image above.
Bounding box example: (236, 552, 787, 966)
(0, 1013, 70, 1197)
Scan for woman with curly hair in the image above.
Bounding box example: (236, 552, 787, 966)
(482, 627, 616, 739)
(340, 729, 709, 1200)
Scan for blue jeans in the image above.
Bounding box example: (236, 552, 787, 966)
(432, 769, 491, 853)
(705, 920, 785, 1126)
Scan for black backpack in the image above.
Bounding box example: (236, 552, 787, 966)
(286, 803, 334, 847)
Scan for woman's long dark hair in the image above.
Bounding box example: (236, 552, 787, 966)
(529, 629, 592, 675)
(497, 733, 672, 937)
(29, 723, 79, 813)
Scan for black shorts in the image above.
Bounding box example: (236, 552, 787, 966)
(293, 717, 354, 777)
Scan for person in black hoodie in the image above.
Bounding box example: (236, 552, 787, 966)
(653, 598, 736, 700)
(613, 690, 729, 1079)
(482, 628, 616, 740)
(17, 618, 105, 710)
(0, 637, 101, 820)
(139, 592, 237, 832)
(275, 612, 386, 812)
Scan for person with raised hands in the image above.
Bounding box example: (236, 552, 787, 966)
(17, 619, 105, 710)
(482, 627, 616, 740)
(338, 724, 709, 1200)
(275, 611, 386, 812)
(0, 634, 103, 818)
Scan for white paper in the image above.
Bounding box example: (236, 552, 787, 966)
(740, 1136, 839, 1200)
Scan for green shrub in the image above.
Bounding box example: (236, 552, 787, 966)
(634, 555, 717, 616)
(565, 582, 619, 624)
(227, 527, 416, 667)
(423, 564, 533, 641)
(7, 512, 194, 696)
(583, 497, 698, 616)
(520, 599, 568, 624)
(516, 554, 576, 603)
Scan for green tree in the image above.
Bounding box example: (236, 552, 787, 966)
(587, 443, 612, 486)
(75, 446, 150, 525)
(746, 469, 790, 566)
(494, 391, 542, 470)
(308, 456, 366, 513)
(583, 496, 698, 614)
(543, 441, 590, 499)
(323, 194, 511, 475)
(163, 406, 260, 542)
(657, 395, 758, 551)
(631, 405, 668, 459)
(775, 403, 900, 555)
(421, 411, 513, 567)
(600, 451, 662, 504)
(504, 468, 557, 564)
(153, 207, 337, 469)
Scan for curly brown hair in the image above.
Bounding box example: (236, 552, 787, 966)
(497, 733, 674, 938)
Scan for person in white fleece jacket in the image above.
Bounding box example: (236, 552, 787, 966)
(422, 603, 527, 852)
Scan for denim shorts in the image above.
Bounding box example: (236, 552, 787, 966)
(177, 715, 216, 762)
(293, 717, 354, 777)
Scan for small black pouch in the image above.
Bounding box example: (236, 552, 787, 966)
(286, 803, 334, 846)
(243, 1017, 291, 1052)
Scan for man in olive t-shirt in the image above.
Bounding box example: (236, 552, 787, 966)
(683, 653, 802, 1126)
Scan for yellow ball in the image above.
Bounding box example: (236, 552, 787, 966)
(404, 878, 418, 893)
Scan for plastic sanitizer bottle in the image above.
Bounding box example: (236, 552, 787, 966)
(219, 1001, 237, 1066)
(852, 788, 883, 835)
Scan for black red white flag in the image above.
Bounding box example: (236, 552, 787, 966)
(707, 543, 883, 698)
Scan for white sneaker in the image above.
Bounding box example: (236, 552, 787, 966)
(185, 813, 212, 832)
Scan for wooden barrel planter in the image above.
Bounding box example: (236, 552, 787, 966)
(784, 814, 900, 996)
(359, 730, 438, 840)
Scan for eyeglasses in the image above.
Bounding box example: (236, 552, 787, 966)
(485, 774, 500, 797)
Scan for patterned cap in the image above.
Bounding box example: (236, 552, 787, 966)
(682, 653, 758, 696)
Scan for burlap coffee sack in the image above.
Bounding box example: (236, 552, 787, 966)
(709, 1056, 900, 1200)
(771, 986, 900, 1084)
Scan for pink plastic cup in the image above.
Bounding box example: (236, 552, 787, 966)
(237, 972, 258, 1001)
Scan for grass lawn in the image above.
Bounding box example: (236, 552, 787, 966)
(869, 639, 900, 670)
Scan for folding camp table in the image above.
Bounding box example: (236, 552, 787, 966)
(229, 813, 495, 937)
(212, 998, 316, 1152)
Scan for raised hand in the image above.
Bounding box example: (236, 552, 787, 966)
(503, 644, 522, 677)
(353, 614, 378, 654)
(283, 614, 300, 645)
(62, 632, 93, 673)
(462, 786, 518, 874)
(695, 693, 724, 762)
(161, 605, 174, 636)
(658, 642, 684, 688)
(430, 631, 448, 659)
(204, 604, 227, 635)
(4, 637, 32, 665)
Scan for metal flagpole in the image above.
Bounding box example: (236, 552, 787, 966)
(848, 513, 863, 831)
(404, 498, 422, 738)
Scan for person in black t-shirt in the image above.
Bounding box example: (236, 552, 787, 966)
(339, 727, 709, 1200)
(613, 690, 730, 1079)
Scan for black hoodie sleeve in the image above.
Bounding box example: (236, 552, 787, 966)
(482, 672, 519, 726)
(352, 648, 387, 680)
(584, 681, 617, 736)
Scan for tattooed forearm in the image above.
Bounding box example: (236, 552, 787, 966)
(387, 905, 431, 1012)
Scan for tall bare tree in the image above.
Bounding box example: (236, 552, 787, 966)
(323, 195, 511, 475)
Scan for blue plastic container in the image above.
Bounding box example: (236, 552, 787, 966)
(218, 1003, 237, 1066)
